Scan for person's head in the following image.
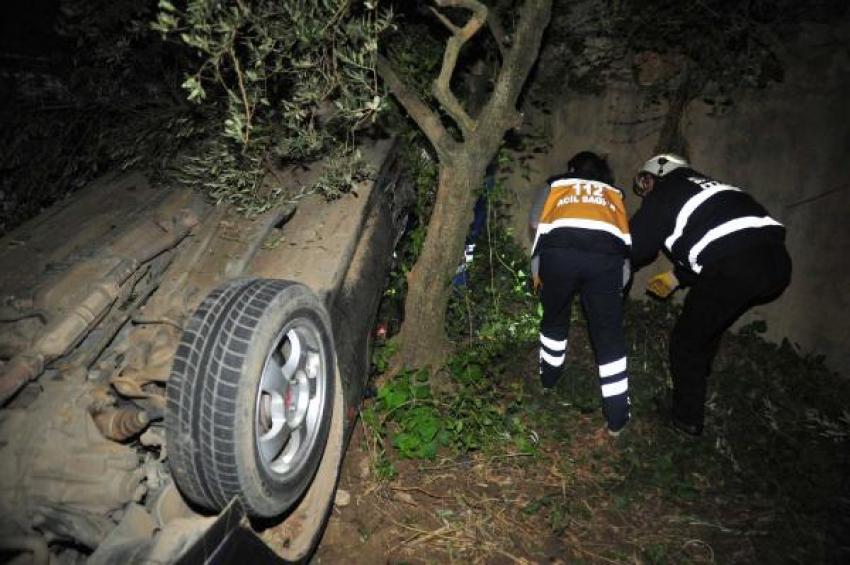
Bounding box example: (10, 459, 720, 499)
(633, 153, 689, 197)
(567, 151, 614, 186)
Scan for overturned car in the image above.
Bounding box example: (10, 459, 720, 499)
(0, 139, 412, 563)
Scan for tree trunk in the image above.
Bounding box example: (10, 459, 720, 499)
(654, 73, 697, 157)
(394, 157, 486, 370)
(377, 0, 552, 373)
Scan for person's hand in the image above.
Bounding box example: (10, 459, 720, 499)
(646, 271, 678, 299)
(532, 274, 542, 293)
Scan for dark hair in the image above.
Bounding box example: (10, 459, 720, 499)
(567, 151, 614, 185)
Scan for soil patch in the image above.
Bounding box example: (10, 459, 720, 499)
(315, 303, 850, 564)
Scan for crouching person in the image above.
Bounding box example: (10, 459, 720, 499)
(630, 154, 792, 436)
(529, 151, 632, 436)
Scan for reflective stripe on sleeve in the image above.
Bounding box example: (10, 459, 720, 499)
(540, 333, 567, 352)
(664, 184, 741, 251)
(601, 378, 628, 398)
(540, 349, 565, 367)
(598, 357, 627, 378)
(689, 216, 784, 273)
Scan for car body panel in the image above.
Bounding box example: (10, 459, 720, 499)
(0, 137, 412, 562)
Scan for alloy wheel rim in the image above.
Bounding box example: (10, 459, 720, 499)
(255, 317, 326, 479)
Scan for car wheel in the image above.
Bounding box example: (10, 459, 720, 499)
(166, 278, 336, 518)
(272, 361, 346, 561)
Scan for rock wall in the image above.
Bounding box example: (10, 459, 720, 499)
(511, 21, 850, 375)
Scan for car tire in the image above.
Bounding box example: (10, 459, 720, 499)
(166, 278, 336, 518)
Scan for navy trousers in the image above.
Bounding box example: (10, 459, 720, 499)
(670, 242, 792, 430)
(538, 246, 630, 431)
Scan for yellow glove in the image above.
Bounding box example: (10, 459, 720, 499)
(646, 271, 678, 299)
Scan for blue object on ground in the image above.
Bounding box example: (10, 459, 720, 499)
(452, 170, 494, 288)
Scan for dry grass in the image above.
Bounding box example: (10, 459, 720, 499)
(319, 298, 850, 564)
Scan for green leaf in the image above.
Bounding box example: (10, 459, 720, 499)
(393, 432, 420, 457)
(379, 386, 408, 410)
(156, 12, 178, 31)
(181, 76, 206, 102)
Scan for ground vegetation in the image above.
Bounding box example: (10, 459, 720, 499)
(342, 192, 850, 562)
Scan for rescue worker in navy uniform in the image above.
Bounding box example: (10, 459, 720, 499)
(529, 151, 632, 436)
(630, 154, 792, 436)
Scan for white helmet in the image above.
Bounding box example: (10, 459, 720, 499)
(638, 153, 689, 177)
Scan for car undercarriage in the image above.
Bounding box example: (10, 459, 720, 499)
(0, 138, 412, 563)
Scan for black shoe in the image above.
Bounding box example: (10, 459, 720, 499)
(654, 390, 703, 437)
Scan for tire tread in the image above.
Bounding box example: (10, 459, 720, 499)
(166, 278, 333, 516)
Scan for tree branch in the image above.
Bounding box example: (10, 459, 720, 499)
(430, 0, 488, 138)
(429, 7, 460, 34)
(486, 10, 508, 59)
(376, 54, 454, 157)
(479, 0, 552, 137)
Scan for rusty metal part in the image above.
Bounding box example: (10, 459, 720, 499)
(85, 193, 293, 412)
(0, 535, 49, 565)
(0, 279, 119, 404)
(85, 503, 158, 565)
(36, 280, 121, 360)
(0, 308, 48, 324)
(107, 324, 176, 412)
(0, 318, 42, 358)
(152, 482, 196, 526)
(0, 209, 199, 406)
(91, 407, 151, 442)
(129, 206, 227, 328)
(0, 380, 146, 548)
(61, 255, 166, 372)
(0, 354, 44, 404)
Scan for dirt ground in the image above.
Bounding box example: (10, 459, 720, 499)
(311, 312, 850, 564)
(312, 341, 718, 565)
(316, 417, 594, 564)
(315, 403, 718, 564)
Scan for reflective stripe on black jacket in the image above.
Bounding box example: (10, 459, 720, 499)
(629, 168, 785, 282)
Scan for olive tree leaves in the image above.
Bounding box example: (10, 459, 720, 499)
(153, 0, 394, 212)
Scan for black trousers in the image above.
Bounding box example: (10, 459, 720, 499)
(671, 243, 792, 429)
(539, 246, 630, 431)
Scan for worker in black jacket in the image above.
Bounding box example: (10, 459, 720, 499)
(630, 154, 792, 436)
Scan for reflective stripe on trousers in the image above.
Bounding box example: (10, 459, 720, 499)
(540, 331, 567, 371)
(599, 356, 628, 398)
(537, 247, 630, 430)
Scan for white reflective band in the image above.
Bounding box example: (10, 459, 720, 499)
(540, 349, 565, 367)
(535, 218, 631, 249)
(540, 333, 567, 351)
(688, 216, 784, 273)
(601, 378, 628, 398)
(665, 184, 741, 251)
(598, 357, 627, 377)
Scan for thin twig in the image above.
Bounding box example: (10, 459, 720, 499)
(229, 48, 253, 145)
(390, 485, 453, 499)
